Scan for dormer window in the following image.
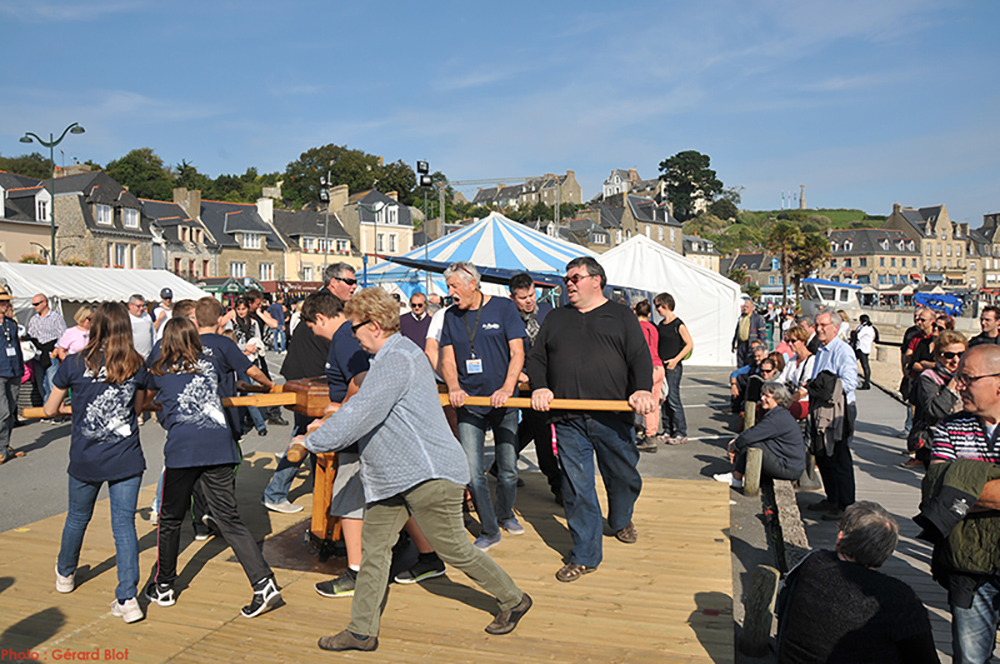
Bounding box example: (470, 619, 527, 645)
(242, 233, 262, 249)
(36, 199, 49, 222)
(123, 208, 139, 229)
(908, 241, 915, 251)
(180, 227, 189, 243)
(844, 241, 852, 251)
(96, 204, 113, 225)
(897, 240, 904, 251)
(880, 239, 889, 250)
(194, 229, 203, 244)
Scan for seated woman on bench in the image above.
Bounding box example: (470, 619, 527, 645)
(714, 381, 807, 489)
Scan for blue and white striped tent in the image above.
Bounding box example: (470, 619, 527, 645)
(365, 212, 596, 296)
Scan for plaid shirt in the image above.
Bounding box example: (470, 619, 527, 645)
(26, 309, 66, 345)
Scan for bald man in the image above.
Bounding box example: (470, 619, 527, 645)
(929, 344, 1000, 663)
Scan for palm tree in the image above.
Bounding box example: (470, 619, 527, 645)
(787, 234, 831, 304)
(765, 222, 803, 309)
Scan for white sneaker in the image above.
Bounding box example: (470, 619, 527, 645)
(110, 598, 144, 623)
(55, 565, 75, 593)
(263, 500, 304, 514)
(712, 472, 744, 488)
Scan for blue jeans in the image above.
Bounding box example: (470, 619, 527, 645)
(239, 372, 266, 433)
(662, 364, 687, 437)
(262, 413, 314, 504)
(41, 358, 59, 403)
(273, 327, 286, 353)
(456, 407, 519, 539)
(58, 473, 142, 600)
(555, 415, 642, 568)
(952, 579, 1000, 664)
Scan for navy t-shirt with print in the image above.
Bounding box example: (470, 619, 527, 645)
(142, 356, 240, 469)
(54, 354, 147, 483)
(441, 296, 526, 414)
(326, 320, 371, 402)
(200, 332, 254, 439)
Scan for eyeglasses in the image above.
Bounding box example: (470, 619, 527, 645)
(939, 351, 963, 360)
(563, 273, 596, 285)
(351, 319, 372, 334)
(31, 301, 44, 307)
(335, 276, 358, 286)
(955, 373, 1000, 387)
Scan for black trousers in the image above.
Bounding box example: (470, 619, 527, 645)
(855, 349, 871, 387)
(815, 404, 857, 509)
(156, 464, 272, 587)
(735, 444, 802, 482)
(516, 409, 561, 495)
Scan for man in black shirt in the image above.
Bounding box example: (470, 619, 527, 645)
(527, 256, 655, 583)
(969, 305, 1000, 348)
(260, 264, 356, 513)
(777, 501, 939, 663)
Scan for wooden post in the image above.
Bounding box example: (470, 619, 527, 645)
(739, 564, 781, 657)
(744, 446, 763, 496)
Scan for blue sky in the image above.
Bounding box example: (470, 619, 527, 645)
(2, 1, 998, 223)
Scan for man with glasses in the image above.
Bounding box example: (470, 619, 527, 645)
(0, 285, 25, 463)
(927, 344, 1000, 662)
(807, 310, 859, 521)
(733, 300, 766, 368)
(152, 288, 173, 343)
(969, 305, 1000, 348)
(441, 261, 526, 550)
(399, 292, 431, 351)
(126, 294, 154, 360)
(526, 257, 655, 582)
(25, 292, 67, 404)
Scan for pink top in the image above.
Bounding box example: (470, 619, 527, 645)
(58, 326, 90, 356)
(639, 320, 663, 367)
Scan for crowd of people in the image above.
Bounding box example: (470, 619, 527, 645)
(7, 271, 1000, 659)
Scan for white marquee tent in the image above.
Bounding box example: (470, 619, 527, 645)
(598, 235, 740, 366)
(0, 263, 210, 325)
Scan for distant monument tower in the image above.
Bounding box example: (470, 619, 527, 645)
(799, 185, 806, 210)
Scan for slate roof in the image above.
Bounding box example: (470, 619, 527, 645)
(627, 195, 681, 226)
(199, 200, 285, 250)
(0, 170, 42, 190)
(354, 190, 413, 227)
(472, 186, 499, 205)
(729, 253, 765, 271)
(273, 209, 354, 252)
(139, 199, 218, 245)
(683, 234, 720, 255)
(826, 229, 919, 256)
(897, 205, 946, 236)
(595, 205, 625, 229)
(51, 171, 151, 238)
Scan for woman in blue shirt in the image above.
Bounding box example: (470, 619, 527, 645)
(142, 317, 280, 619)
(44, 302, 148, 624)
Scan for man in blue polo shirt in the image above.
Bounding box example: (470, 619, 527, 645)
(440, 261, 526, 550)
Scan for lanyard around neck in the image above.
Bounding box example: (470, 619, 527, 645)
(463, 293, 485, 358)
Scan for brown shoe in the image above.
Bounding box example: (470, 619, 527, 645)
(555, 563, 597, 582)
(615, 522, 638, 544)
(317, 630, 378, 652)
(485, 593, 532, 635)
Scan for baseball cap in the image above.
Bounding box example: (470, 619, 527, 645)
(160, 288, 173, 299)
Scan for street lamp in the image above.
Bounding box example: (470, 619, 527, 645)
(357, 200, 385, 287)
(20, 122, 86, 266)
(319, 172, 331, 268)
(416, 160, 433, 294)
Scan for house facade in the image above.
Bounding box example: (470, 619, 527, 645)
(337, 189, 414, 269)
(0, 171, 53, 263)
(815, 228, 921, 286)
(272, 207, 360, 281)
(882, 203, 970, 286)
(600, 168, 666, 202)
(141, 197, 219, 279)
(576, 192, 683, 254)
(471, 171, 582, 210)
(682, 235, 721, 272)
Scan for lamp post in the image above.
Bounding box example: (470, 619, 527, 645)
(318, 172, 331, 269)
(357, 200, 385, 287)
(417, 160, 432, 294)
(20, 122, 86, 266)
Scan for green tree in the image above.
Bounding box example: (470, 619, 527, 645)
(0, 152, 52, 179)
(105, 148, 174, 200)
(283, 144, 416, 209)
(787, 233, 831, 303)
(658, 150, 724, 221)
(743, 281, 762, 299)
(709, 198, 739, 221)
(174, 159, 212, 193)
(765, 222, 803, 308)
(727, 266, 748, 286)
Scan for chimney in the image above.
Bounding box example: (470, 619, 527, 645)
(386, 191, 398, 202)
(893, 203, 902, 215)
(628, 168, 638, 182)
(329, 184, 348, 214)
(173, 187, 201, 219)
(256, 197, 273, 224)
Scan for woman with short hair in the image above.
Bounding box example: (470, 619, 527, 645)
(906, 330, 967, 469)
(713, 381, 807, 489)
(55, 305, 94, 361)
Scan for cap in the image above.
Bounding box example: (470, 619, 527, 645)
(160, 288, 173, 299)
(0, 286, 11, 302)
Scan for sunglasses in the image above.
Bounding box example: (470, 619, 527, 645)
(940, 351, 963, 360)
(31, 301, 44, 307)
(563, 273, 595, 285)
(335, 276, 358, 286)
(351, 319, 372, 334)
(411, 302, 425, 308)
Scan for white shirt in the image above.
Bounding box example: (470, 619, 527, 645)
(426, 305, 451, 344)
(856, 325, 876, 354)
(130, 312, 154, 359)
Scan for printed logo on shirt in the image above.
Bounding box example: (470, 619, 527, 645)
(481, 323, 501, 330)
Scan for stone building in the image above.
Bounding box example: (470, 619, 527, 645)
(576, 193, 683, 254)
(141, 198, 219, 279)
(883, 203, 969, 287)
(815, 228, 921, 286)
(272, 207, 360, 281)
(0, 171, 53, 263)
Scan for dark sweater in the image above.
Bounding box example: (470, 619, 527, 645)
(526, 299, 652, 422)
(280, 319, 330, 381)
(777, 550, 939, 664)
(733, 406, 806, 475)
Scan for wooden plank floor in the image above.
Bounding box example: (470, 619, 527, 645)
(0, 453, 733, 663)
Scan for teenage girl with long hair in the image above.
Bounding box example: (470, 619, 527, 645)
(142, 317, 280, 618)
(45, 301, 148, 623)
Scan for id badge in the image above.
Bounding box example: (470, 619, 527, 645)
(5, 347, 15, 357)
(466, 358, 483, 374)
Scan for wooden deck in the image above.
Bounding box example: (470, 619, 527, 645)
(0, 453, 733, 663)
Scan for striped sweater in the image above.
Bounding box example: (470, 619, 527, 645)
(932, 411, 1000, 463)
